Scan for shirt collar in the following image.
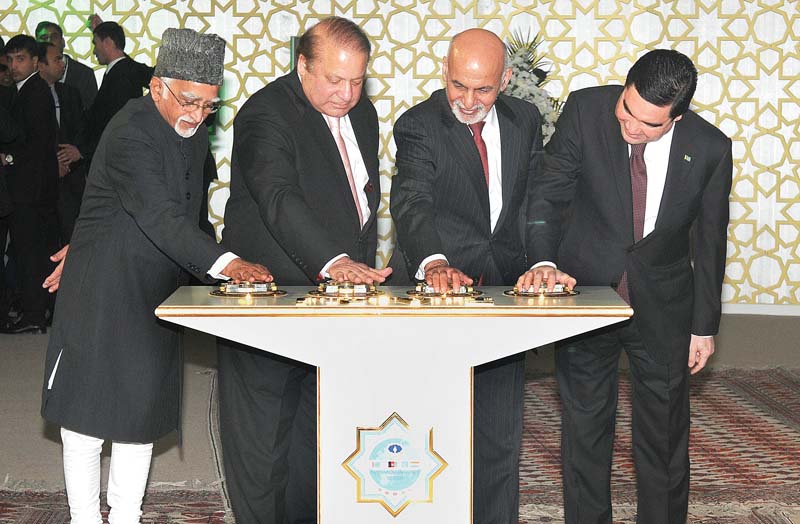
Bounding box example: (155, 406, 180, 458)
(16, 70, 39, 90)
(59, 54, 70, 83)
(106, 56, 125, 73)
(482, 104, 499, 133)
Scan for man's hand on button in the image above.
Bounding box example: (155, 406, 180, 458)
(221, 258, 273, 283)
(516, 265, 577, 293)
(328, 257, 392, 284)
(424, 259, 473, 294)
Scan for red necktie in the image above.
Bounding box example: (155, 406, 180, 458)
(617, 143, 647, 304)
(468, 122, 490, 187)
(329, 116, 364, 227)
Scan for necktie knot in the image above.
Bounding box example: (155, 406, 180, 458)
(630, 142, 646, 159)
(329, 116, 341, 133)
(468, 121, 486, 138)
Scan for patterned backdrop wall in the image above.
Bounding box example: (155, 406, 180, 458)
(1, 1, 798, 307)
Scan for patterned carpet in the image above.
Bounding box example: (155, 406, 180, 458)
(520, 368, 800, 523)
(2, 369, 798, 523)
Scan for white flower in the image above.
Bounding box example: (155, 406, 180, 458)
(503, 37, 562, 144)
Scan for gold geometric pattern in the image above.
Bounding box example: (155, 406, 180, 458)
(2, 1, 798, 305)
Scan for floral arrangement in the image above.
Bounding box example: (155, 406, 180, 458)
(503, 31, 562, 144)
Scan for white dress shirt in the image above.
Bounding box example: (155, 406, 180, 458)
(637, 124, 674, 238)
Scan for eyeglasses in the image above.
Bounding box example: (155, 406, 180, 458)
(162, 81, 222, 113)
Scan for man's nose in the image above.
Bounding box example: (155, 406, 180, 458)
(339, 82, 353, 103)
(463, 90, 475, 109)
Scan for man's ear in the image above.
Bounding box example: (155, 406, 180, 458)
(150, 76, 163, 101)
(499, 67, 512, 91)
(297, 54, 308, 80)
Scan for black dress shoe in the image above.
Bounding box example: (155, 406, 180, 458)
(0, 316, 47, 334)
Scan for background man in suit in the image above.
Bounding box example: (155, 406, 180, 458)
(0, 37, 17, 323)
(40, 28, 270, 524)
(522, 49, 732, 524)
(81, 21, 152, 164)
(35, 21, 98, 112)
(0, 35, 59, 334)
(37, 41, 87, 243)
(390, 28, 543, 523)
(218, 16, 390, 524)
(0, 40, 14, 92)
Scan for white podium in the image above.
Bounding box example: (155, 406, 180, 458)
(156, 286, 631, 523)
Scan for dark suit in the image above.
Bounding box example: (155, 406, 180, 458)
(41, 94, 225, 443)
(529, 85, 732, 523)
(63, 54, 98, 112)
(390, 89, 542, 523)
(218, 71, 380, 524)
(54, 81, 87, 242)
(3, 72, 59, 326)
(83, 56, 152, 161)
(0, 100, 20, 311)
(0, 102, 21, 143)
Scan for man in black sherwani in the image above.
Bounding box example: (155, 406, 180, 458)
(40, 28, 270, 524)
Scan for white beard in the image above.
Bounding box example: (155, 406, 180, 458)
(451, 100, 488, 125)
(174, 115, 200, 138)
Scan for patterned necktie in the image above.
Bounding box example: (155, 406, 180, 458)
(329, 116, 364, 227)
(630, 143, 648, 242)
(617, 143, 647, 304)
(468, 121, 490, 187)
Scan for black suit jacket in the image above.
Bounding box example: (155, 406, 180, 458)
(222, 71, 380, 284)
(41, 95, 225, 443)
(390, 89, 543, 285)
(0, 102, 21, 143)
(63, 54, 98, 112)
(4, 73, 59, 204)
(530, 85, 732, 362)
(54, 82, 86, 151)
(83, 56, 153, 159)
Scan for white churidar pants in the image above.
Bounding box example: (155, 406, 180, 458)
(60, 427, 154, 524)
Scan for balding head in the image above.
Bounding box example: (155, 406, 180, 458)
(443, 28, 511, 124)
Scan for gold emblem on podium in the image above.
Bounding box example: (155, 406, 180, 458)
(342, 412, 448, 517)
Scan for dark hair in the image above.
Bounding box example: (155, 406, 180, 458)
(4, 34, 39, 59)
(295, 16, 370, 68)
(0, 35, 5, 53)
(35, 21, 63, 38)
(37, 41, 56, 63)
(93, 21, 125, 52)
(625, 49, 697, 118)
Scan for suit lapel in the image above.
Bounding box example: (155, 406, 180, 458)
(600, 102, 634, 241)
(349, 100, 381, 233)
(495, 97, 520, 234)
(654, 118, 695, 230)
(438, 94, 490, 218)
